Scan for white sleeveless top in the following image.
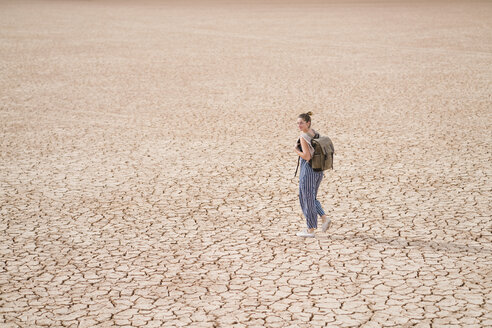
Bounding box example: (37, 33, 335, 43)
(300, 130, 317, 156)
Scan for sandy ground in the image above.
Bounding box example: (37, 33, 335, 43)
(1, 0, 491, 327)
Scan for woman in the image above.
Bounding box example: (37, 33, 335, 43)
(294, 112, 331, 238)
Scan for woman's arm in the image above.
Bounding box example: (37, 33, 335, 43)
(294, 136, 312, 161)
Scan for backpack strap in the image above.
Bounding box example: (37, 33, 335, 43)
(308, 132, 320, 167)
(294, 156, 300, 177)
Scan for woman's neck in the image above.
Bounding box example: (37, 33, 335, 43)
(302, 128, 313, 135)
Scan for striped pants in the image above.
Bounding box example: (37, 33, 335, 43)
(299, 158, 326, 229)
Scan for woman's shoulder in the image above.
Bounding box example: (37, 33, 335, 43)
(300, 133, 312, 143)
(301, 130, 316, 139)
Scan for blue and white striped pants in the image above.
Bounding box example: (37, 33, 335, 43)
(299, 158, 325, 229)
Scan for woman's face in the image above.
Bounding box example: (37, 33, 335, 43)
(297, 118, 310, 132)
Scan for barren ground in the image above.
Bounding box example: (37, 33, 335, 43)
(1, 0, 491, 327)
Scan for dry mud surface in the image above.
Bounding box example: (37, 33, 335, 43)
(1, 0, 491, 327)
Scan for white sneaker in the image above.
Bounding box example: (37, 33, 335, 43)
(296, 229, 315, 238)
(321, 218, 332, 232)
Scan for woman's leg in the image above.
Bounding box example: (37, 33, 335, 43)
(299, 162, 319, 230)
(314, 174, 326, 218)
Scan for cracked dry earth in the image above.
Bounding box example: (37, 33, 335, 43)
(1, 0, 491, 327)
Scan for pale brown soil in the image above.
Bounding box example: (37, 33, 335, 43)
(1, 0, 491, 327)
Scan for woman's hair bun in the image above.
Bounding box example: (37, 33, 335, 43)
(306, 111, 313, 116)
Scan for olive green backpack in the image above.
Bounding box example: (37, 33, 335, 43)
(295, 133, 335, 177)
